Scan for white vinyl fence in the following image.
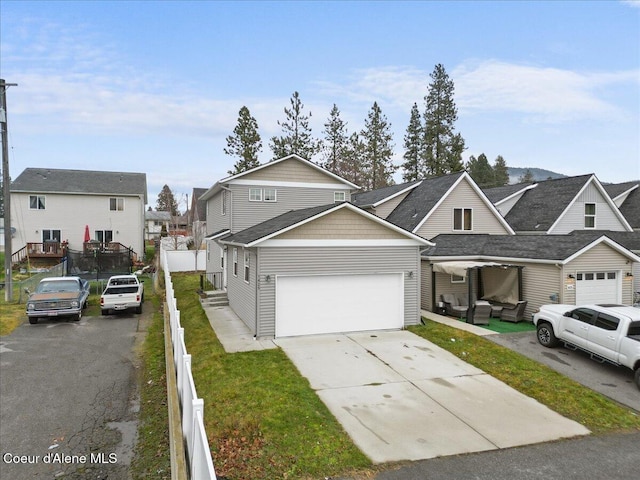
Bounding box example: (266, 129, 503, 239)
(162, 250, 217, 479)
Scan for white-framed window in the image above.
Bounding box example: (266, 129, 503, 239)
(221, 191, 227, 215)
(453, 208, 472, 231)
(95, 230, 113, 243)
(42, 229, 61, 243)
(584, 203, 596, 228)
(249, 188, 262, 202)
(29, 195, 46, 210)
(264, 188, 277, 202)
(109, 197, 124, 211)
(451, 274, 465, 283)
(244, 250, 250, 283)
(232, 248, 238, 276)
(334, 191, 346, 203)
(220, 248, 224, 269)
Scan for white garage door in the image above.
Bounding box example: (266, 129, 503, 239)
(575, 271, 620, 304)
(275, 273, 404, 337)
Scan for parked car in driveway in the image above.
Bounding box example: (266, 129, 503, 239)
(100, 274, 144, 315)
(25, 276, 90, 324)
(533, 304, 640, 390)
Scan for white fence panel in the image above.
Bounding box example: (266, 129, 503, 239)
(162, 250, 217, 479)
(164, 249, 206, 272)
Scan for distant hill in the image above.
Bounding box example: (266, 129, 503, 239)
(507, 167, 567, 185)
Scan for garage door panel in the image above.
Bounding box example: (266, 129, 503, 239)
(276, 273, 403, 337)
(576, 271, 620, 304)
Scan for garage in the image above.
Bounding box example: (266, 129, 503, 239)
(275, 273, 404, 337)
(575, 271, 620, 304)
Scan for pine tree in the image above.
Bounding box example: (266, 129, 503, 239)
(401, 102, 422, 182)
(341, 132, 366, 187)
(493, 155, 510, 186)
(361, 102, 396, 190)
(270, 91, 321, 161)
(321, 104, 348, 175)
(156, 185, 179, 216)
(422, 64, 465, 176)
(466, 153, 494, 188)
(224, 106, 262, 175)
(519, 169, 535, 183)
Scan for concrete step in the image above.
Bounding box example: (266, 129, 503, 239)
(200, 290, 229, 307)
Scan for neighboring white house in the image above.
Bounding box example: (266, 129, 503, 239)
(10, 168, 147, 258)
(145, 210, 171, 241)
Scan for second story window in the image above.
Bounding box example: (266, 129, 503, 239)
(334, 191, 346, 203)
(264, 188, 277, 202)
(221, 191, 227, 215)
(30, 195, 46, 210)
(584, 203, 596, 228)
(110, 197, 124, 211)
(249, 188, 262, 202)
(453, 208, 472, 231)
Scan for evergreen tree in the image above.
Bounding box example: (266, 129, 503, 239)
(270, 91, 321, 161)
(422, 64, 465, 176)
(321, 104, 348, 175)
(401, 102, 422, 182)
(361, 102, 396, 190)
(341, 132, 367, 187)
(156, 185, 179, 216)
(518, 169, 535, 183)
(493, 155, 510, 186)
(466, 153, 494, 188)
(224, 106, 262, 175)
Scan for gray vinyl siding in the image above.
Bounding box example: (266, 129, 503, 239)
(256, 246, 421, 338)
(375, 191, 413, 219)
(550, 182, 628, 234)
(563, 243, 634, 305)
(226, 247, 258, 333)
(230, 184, 350, 232)
(205, 240, 224, 277)
(415, 180, 511, 239)
(205, 191, 231, 234)
(420, 262, 479, 311)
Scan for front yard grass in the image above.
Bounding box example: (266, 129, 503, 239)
(171, 272, 371, 480)
(409, 321, 640, 433)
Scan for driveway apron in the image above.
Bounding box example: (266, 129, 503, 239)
(275, 330, 590, 464)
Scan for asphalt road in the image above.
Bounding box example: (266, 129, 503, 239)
(487, 330, 639, 411)
(0, 309, 149, 479)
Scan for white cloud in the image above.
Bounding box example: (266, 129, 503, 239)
(452, 60, 638, 123)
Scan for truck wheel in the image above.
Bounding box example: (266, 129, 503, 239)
(101, 309, 109, 316)
(635, 368, 640, 391)
(28, 317, 38, 325)
(536, 322, 559, 348)
(135, 305, 142, 314)
(72, 312, 81, 322)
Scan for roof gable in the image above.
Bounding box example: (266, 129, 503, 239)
(352, 180, 422, 208)
(220, 202, 432, 247)
(11, 168, 147, 202)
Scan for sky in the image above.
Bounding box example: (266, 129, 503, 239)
(1, 0, 639, 210)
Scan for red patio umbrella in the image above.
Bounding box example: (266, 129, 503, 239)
(84, 225, 91, 243)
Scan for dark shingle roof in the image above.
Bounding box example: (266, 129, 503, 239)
(221, 204, 339, 245)
(352, 180, 421, 207)
(602, 181, 640, 199)
(504, 174, 593, 231)
(617, 187, 640, 229)
(11, 168, 147, 202)
(423, 232, 635, 261)
(386, 172, 465, 231)
(482, 182, 534, 203)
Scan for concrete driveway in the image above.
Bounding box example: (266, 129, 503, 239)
(274, 330, 590, 464)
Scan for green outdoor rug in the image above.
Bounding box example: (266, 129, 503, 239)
(459, 316, 536, 334)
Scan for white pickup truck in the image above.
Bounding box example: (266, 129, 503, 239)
(533, 304, 640, 390)
(100, 275, 144, 315)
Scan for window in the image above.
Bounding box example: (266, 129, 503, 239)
(451, 274, 465, 283)
(249, 188, 262, 202)
(569, 308, 595, 324)
(30, 195, 46, 210)
(110, 197, 124, 211)
(42, 229, 61, 242)
(595, 313, 620, 331)
(584, 203, 595, 228)
(232, 248, 238, 276)
(95, 230, 113, 244)
(220, 249, 224, 269)
(264, 188, 277, 202)
(221, 191, 227, 215)
(334, 191, 346, 203)
(453, 208, 472, 231)
(244, 250, 250, 283)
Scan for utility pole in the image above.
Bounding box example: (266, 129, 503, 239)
(1, 79, 18, 302)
